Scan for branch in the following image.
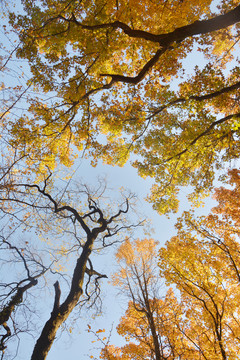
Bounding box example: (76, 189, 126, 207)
(0, 153, 27, 184)
(22, 182, 91, 237)
(100, 48, 167, 85)
(2, 238, 31, 278)
(85, 268, 107, 279)
(62, 5, 240, 46)
(51, 281, 61, 315)
(163, 112, 240, 162)
(0, 85, 31, 122)
(73, 5, 240, 85)
(84, 259, 108, 308)
(156, 4, 240, 46)
(0, 278, 38, 326)
(0, 323, 11, 352)
(108, 198, 129, 223)
(150, 80, 240, 120)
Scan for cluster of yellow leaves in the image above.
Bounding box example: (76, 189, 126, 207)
(113, 238, 159, 288)
(103, 181, 240, 360)
(158, 169, 240, 359)
(5, 0, 239, 212)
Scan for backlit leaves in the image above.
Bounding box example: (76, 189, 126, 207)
(4, 0, 239, 212)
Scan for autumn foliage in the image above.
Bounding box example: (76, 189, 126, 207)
(4, 0, 239, 212)
(158, 170, 240, 359)
(102, 171, 240, 360)
(1, 1, 240, 359)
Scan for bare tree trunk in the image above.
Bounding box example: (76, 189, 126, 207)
(31, 233, 96, 360)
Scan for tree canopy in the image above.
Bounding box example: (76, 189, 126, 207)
(101, 172, 240, 359)
(158, 169, 240, 359)
(5, 0, 240, 213)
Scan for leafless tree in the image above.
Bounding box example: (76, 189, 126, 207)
(0, 172, 141, 360)
(0, 234, 51, 358)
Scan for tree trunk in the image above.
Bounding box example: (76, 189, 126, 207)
(31, 235, 95, 360)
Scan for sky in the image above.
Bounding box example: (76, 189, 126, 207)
(0, 1, 233, 359)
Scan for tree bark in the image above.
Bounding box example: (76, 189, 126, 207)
(31, 233, 96, 360)
(70, 5, 240, 45)
(0, 278, 38, 326)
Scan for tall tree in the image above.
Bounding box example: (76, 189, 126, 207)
(101, 233, 240, 359)
(159, 235, 239, 359)
(101, 239, 198, 360)
(158, 170, 240, 359)
(100, 169, 240, 360)
(0, 172, 139, 360)
(6, 0, 240, 212)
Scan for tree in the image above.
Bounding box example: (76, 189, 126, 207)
(158, 170, 240, 359)
(209, 167, 240, 227)
(0, 234, 49, 355)
(100, 235, 240, 360)
(100, 239, 199, 360)
(0, 172, 139, 360)
(101, 289, 186, 360)
(5, 0, 240, 212)
(111, 239, 171, 360)
(100, 170, 240, 360)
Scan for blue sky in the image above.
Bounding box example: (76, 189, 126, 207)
(1, 1, 235, 359)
